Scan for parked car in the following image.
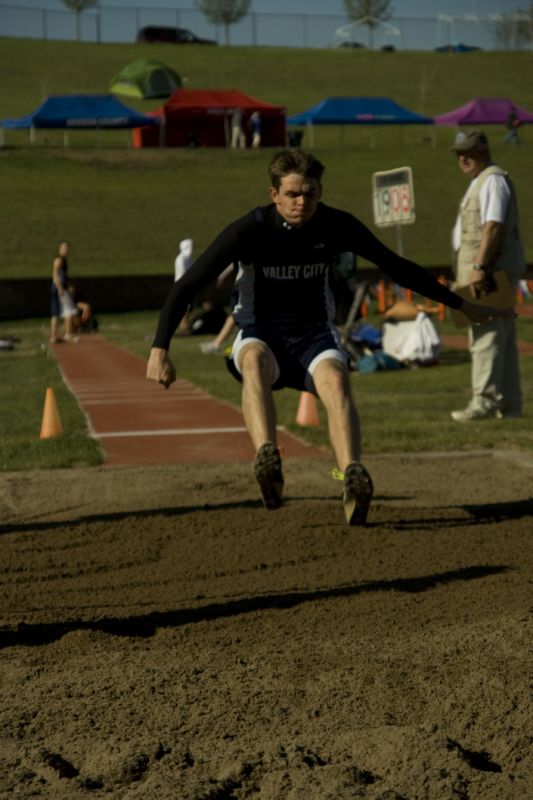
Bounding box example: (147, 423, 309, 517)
(137, 26, 217, 45)
(331, 40, 366, 49)
(435, 42, 482, 52)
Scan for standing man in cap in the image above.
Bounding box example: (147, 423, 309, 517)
(450, 130, 526, 421)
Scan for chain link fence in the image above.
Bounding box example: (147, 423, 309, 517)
(0, 4, 517, 50)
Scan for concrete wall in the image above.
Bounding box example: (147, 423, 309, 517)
(0, 275, 174, 321)
(0, 274, 232, 321)
(1, 268, 531, 321)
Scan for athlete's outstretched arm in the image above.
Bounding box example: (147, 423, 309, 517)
(147, 223, 242, 388)
(353, 221, 515, 324)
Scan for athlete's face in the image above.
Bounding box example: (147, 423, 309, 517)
(270, 173, 322, 227)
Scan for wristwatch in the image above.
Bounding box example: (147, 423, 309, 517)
(472, 263, 485, 271)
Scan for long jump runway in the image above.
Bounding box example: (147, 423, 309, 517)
(51, 336, 325, 467)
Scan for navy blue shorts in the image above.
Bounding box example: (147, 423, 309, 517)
(229, 323, 347, 392)
(50, 284, 60, 317)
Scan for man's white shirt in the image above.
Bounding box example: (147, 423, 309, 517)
(452, 173, 511, 252)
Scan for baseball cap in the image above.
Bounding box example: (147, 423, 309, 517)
(451, 130, 489, 153)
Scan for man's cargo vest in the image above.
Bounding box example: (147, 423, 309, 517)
(457, 164, 526, 286)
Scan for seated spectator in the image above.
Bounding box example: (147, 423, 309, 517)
(187, 301, 227, 336)
(199, 313, 237, 353)
(68, 284, 98, 334)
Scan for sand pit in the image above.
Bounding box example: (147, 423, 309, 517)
(1, 451, 532, 799)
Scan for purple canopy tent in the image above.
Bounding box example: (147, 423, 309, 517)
(434, 97, 533, 126)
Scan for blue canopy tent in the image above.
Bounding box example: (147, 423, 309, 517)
(2, 94, 159, 146)
(287, 96, 433, 146)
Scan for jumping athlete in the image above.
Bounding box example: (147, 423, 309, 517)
(147, 149, 514, 525)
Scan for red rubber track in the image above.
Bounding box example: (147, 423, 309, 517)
(50, 336, 326, 467)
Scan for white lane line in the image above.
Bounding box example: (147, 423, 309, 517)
(80, 396, 212, 405)
(71, 388, 207, 395)
(69, 381, 199, 389)
(96, 426, 248, 439)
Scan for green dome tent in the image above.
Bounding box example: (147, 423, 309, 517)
(109, 59, 181, 100)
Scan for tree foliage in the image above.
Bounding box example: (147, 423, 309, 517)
(61, 0, 98, 8)
(343, 0, 392, 48)
(344, 0, 392, 27)
(61, 0, 99, 41)
(195, 0, 252, 45)
(493, 7, 533, 50)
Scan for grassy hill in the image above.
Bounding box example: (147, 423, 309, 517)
(1, 38, 532, 278)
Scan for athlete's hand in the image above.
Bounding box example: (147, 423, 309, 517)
(146, 347, 176, 389)
(459, 299, 516, 325)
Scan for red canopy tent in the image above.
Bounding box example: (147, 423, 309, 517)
(132, 88, 286, 148)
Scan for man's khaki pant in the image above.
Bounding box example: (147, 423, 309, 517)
(468, 316, 522, 415)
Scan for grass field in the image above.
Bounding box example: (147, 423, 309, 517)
(2, 307, 532, 472)
(1, 40, 533, 277)
(1, 38, 532, 472)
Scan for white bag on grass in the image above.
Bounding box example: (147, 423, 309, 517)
(382, 312, 442, 366)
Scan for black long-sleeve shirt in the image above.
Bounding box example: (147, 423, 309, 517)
(153, 202, 462, 349)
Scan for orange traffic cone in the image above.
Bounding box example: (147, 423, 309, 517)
(295, 391, 320, 427)
(40, 387, 63, 439)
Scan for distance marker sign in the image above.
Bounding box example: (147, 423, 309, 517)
(372, 166, 415, 227)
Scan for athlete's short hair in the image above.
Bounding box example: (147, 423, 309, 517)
(268, 149, 325, 189)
